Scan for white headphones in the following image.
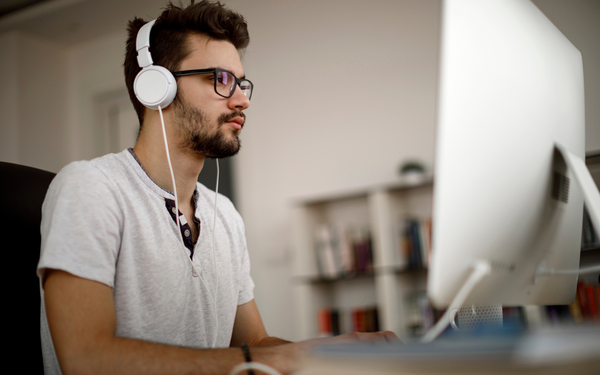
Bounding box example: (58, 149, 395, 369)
(134, 20, 177, 110)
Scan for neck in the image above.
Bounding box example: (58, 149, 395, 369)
(133, 117, 204, 207)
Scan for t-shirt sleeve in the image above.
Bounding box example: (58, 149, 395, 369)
(37, 161, 122, 288)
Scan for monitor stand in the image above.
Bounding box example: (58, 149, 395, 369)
(555, 144, 600, 238)
(535, 144, 600, 278)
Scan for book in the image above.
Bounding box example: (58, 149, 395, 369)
(353, 228, 373, 275)
(331, 309, 341, 336)
(419, 219, 432, 268)
(314, 224, 373, 279)
(546, 280, 599, 326)
(399, 217, 432, 269)
(314, 225, 342, 278)
(334, 224, 355, 274)
(351, 306, 379, 333)
(597, 285, 600, 319)
(318, 308, 341, 337)
(589, 284, 599, 322)
(576, 281, 590, 320)
(352, 308, 365, 333)
(318, 308, 332, 337)
(568, 295, 584, 324)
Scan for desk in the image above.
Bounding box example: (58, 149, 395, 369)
(302, 326, 600, 374)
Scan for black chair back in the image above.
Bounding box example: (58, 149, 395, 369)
(0, 162, 56, 374)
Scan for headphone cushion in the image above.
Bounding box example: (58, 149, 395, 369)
(134, 66, 177, 110)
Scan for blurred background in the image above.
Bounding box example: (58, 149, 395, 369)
(1, 0, 599, 341)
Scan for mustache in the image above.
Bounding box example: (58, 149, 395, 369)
(218, 111, 246, 127)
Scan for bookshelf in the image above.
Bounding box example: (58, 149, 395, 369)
(291, 175, 434, 341)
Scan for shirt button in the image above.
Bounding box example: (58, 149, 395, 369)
(172, 207, 177, 215)
(184, 229, 191, 237)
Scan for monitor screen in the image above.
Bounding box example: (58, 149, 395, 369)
(427, 0, 585, 311)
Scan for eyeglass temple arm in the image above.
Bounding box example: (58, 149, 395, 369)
(171, 69, 214, 77)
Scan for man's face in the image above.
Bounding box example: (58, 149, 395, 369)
(172, 34, 250, 158)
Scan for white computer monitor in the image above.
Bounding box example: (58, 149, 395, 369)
(427, 0, 589, 313)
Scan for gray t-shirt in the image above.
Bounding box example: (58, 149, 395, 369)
(37, 149, 254, 374)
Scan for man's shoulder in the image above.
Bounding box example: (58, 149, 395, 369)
(53, 159, 106, 187)
(55, 151, 131, 183)
(48, 151, 133, 200)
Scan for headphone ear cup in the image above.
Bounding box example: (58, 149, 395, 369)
(134, 65, 177, 110)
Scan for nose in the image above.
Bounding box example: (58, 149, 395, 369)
(228, 83, 251, 111)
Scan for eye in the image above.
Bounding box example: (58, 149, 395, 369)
(215, 72, 230, 85)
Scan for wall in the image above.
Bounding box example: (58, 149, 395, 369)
(0, 31, 69, 172)
(66, 30, 132, 161)
(0, 32, 19, 164)
(532, 0, 600, 152)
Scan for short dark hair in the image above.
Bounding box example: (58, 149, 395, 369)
(124, 0, 250, 126)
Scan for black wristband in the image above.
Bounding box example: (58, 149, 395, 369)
(241, 343, 254, 375)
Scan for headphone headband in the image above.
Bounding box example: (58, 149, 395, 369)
(136, 20, 155, 68)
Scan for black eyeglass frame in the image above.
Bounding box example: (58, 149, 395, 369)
(171, 68, 253, 100)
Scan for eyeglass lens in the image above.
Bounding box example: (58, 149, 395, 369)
(216, 71, 252, 99)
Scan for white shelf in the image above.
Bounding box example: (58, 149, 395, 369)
(291, 175, 434, 340)
(291, 174, 434, 206)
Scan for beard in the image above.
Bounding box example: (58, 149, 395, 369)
(173, 96, 244, 159)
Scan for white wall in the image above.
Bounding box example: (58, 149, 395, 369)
(532, 0, 600, 152)
(66, 30, 132, 161)
(0, 32, 20, 165)
(0, 31, 69, 172)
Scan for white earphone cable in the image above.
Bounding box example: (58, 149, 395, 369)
(158, 105, 219, 348)
(212, 158, 220, 347)
(158, 106, 184, 245)
(228, 362, 283, 375)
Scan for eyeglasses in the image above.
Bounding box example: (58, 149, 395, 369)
(172, 68, 253, 100)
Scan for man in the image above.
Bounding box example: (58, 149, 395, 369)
(38, 1, 398, 374)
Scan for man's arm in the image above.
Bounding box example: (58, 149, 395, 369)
(45, 269, 399, 375)
(230, 300, 291, 348)
(43, 269, 296, 375)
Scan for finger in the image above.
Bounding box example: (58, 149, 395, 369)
(381, 331, 402, 343)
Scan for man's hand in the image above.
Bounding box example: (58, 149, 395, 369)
(319, 331, 401, 344)
(273, 331, 401, 374)
(297, 330, 401, 351)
